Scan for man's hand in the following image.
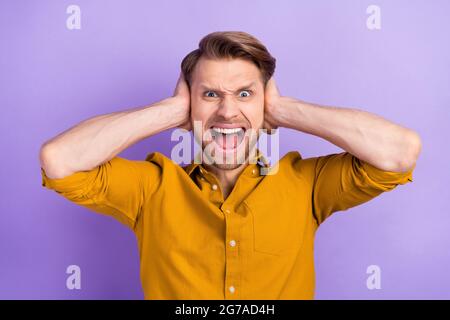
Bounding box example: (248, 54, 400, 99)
(171, 72, 192, 131)
(263, 77, 298, 133)
(263, 77, 280, 133)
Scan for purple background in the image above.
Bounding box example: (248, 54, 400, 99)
(1, 0, 449, 299)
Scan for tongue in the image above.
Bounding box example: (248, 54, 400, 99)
(215, 133, 238, 149)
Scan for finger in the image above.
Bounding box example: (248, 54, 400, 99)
(173, 72, 190, 97)
(265, 76, 280, 98)
(263, 120, 277, 135)
(184, 120, 192, 132)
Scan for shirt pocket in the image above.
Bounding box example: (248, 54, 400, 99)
(243, 196, 306, 256)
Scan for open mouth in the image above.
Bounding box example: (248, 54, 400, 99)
(209, 126, 246, 151)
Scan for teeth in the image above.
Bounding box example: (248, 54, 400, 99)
(211, 127, 244, 135)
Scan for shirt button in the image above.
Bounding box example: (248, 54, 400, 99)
(229, 240, 236, 247)
(229, 286, 235, 294)
(212, 184, 218, 190)
(252, 169, 257, 175)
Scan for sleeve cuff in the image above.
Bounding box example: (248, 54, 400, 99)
(359, 159, 415, 187)
(41, 167, 93, 193)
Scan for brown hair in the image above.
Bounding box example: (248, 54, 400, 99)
(181, 31, 276, 87)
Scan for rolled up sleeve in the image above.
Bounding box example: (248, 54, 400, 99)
(41, 156, 161, 230)
(310, 152, 414, 225)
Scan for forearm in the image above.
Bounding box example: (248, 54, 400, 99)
(274, 98, 422, 172)
(40, 97, 187, 178)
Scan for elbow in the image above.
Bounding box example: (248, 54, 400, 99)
(39, 142, 55, 169)
(392, 130, 422, 173)
(39, 142, 70, 179)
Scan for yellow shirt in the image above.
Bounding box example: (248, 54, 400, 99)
(41, 150, 414, 299)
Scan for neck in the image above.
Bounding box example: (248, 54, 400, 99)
(203, 162, 248, 200)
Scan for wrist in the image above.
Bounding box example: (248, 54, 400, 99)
(159, 96, 191, 129)
(267, 96, 302, 129)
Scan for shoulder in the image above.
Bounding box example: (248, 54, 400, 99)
(278, 150, 341, 182)
(259, 150, 311, 181)
(144, 151, 189, 177)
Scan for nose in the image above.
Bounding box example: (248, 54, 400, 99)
(216, 95, 241, 120)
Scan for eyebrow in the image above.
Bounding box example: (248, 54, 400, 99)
(199, 81, 257, 93)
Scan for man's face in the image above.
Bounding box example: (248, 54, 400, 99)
(190, 57, 265, 170)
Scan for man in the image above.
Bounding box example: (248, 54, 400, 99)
(40, 31, 422, 299)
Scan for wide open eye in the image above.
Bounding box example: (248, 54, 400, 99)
(239, 90, 251, 98)
(204, 91, 218, 98)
